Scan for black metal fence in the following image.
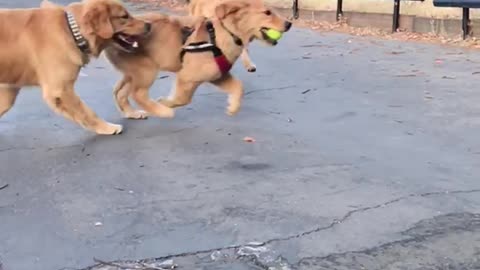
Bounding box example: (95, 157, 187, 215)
(291, 0, 425, 33)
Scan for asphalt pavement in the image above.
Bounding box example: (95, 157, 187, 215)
(1, 1, 480, 270)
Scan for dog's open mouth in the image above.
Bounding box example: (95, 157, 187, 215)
(260, 28, 279, 46)
(113, 33, 140, 52)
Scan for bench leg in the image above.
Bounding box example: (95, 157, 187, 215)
(392, 0, 400, 33)
(336, 0, 343, 21)
(463, 7, 470, 40)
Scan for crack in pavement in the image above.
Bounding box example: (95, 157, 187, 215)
(194, 85, 298, 98)
(244, 85, 297, 96)
(0, 143, 85, 153)
(0, 147, 36, 153)
(78, 188, 480, 270)
(134, 126, 200, 140)
(296, 212, 480, 269)
(262, 188, 480, 245)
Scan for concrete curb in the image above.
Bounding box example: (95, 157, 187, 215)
(274, 6, 479, 38)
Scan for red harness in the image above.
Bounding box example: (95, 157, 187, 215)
(180, 21, 242, 76)
(214, 54, 232, 75)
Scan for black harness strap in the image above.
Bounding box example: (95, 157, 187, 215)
(179, 20, 242, 61)
(179, 20, 243, 75)
(215, 21, 243, 47)
(206, 20, 216, 44)
(179, 41, 215, 60)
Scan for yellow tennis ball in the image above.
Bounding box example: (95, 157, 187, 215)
(265, 29, 282, 41)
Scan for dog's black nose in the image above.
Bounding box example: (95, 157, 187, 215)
(284, 21, 292, 32)
(144, 22, 152, 33)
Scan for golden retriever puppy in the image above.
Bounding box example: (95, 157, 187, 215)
(104, 0, 291, 120)
(187, 0, 272, 72)
(0, 0, 150, 135)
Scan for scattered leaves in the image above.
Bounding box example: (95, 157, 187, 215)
(130, 0, 480, 50)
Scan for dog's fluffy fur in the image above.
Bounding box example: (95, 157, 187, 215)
(0, 0, 149, 134)
(41, 0, 291, 120)
(188, 0, 263, 72)
(104, 0, 291, 120)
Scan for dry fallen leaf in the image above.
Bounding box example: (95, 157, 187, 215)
(243, 137, 256, 143)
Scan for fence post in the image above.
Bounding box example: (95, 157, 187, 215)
(337, 0, 343, 21)
(462, 7, 470, 39)
(392, 0, 400, 32)
(292, 0, 299, 19)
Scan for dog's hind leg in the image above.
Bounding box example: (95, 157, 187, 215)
(129, 74, 174, 119)
(0, 86, 20, 118)
(113, 76, 148, 120)
(211, 73, 243, 116)
(158, 78, 200, 109)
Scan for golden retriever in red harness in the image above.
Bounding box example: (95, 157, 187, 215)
(44, 0, 291, 119)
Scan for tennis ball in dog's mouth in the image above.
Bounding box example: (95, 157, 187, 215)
(265, 29, 282, 41)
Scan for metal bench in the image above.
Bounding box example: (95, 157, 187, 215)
(433, 0, 480, 39)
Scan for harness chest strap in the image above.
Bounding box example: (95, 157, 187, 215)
(206, 21, 233, 75)
(180, 20, 242, 75)
(213, 52, 231, 75)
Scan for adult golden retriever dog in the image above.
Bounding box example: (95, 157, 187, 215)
(45, 0, 291, 119)
(188, 0, 274, 72)
(105, 0, 291, 119)
(0, 0, 150, 135)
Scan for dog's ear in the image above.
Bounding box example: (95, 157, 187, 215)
(83, 4, 114, 39)
(214, 1, 248, 20)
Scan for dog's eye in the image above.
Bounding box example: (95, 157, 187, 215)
(264, 10, 272, 15)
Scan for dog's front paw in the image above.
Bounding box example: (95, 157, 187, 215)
(226, 103, 240, 116)
(124, 110, 148, 120)
(246, 64, 257, 73)
(97, 123, 123, 135)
